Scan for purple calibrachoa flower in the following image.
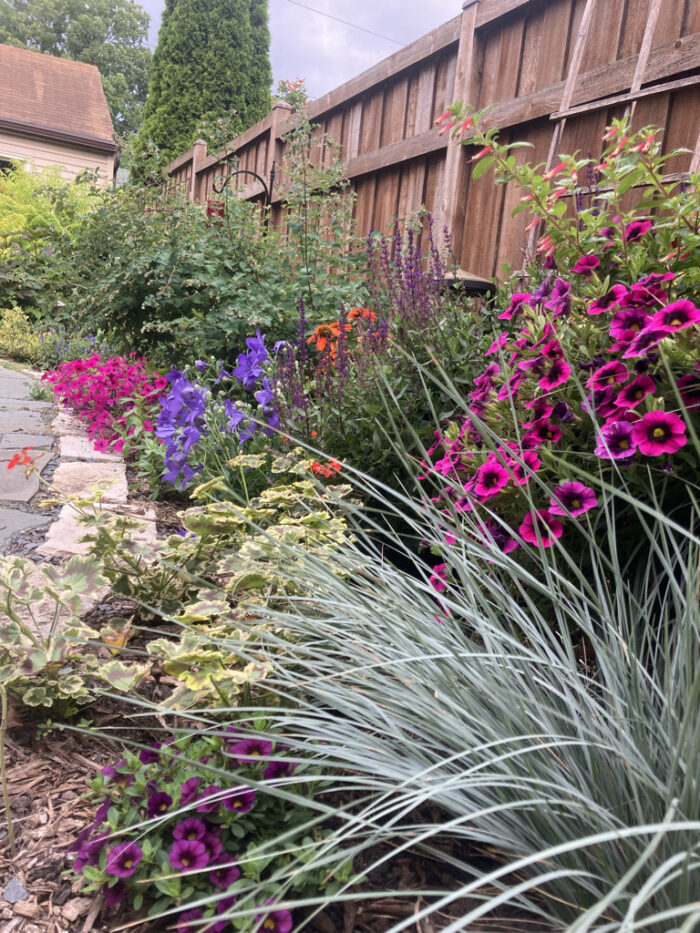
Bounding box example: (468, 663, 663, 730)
(571, 254, 600, 276)
(147, 791, 173, 818)
(176, 908, 204, 933)
(631, 411, 687, 456)
(101, 760, 134, 788)
(173, 817, 207, 841)
(179, 777, 201, 806)
(678, 372, 700, 411)
(169, 838, 210, 871)
(264, 758, 299, 782)
(549, 481, 598, 517)
(209, 857, 241, 888)
(587, 284, 628, 315)
(105, 841, 143, 877)
(473, 460, 510, 499)
(615, 374, 656, 409)
(594, 420, 637, 459)
(544, 278, 571, 317)
(139, 743, 162, 765)
(222, 786, 256, 813)
(647, 299, 700, 333)
(498, 292, 532, 320)
(195, 785, 224, 814)
(518, 509, 564, 548)
(227, 737, 273, 765)
(202, 834, 223, 860)
(102, 879, 126, 908)
(624, 218, 653, 241)
(587, 361, 629, 390)
(73, 832, 110, 873)
(254, 899, 294, 933)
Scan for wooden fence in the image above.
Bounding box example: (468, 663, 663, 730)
(165, 0, 700, 279)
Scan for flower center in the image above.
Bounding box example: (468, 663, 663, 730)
(571, 498, 581, 509)
(633, 389, 643, 398)
(651, 427, 666, 438)
(669, 317, 682, 326)
(182, 856, 191, 866)
(124, 859, 132, 869)
(264, 922, 275, 931)
(619, 439, 629, 449)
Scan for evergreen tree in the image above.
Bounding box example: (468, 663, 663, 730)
(137, 0, 272, 165)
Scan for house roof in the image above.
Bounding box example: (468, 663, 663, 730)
(0, 43, 115, 151)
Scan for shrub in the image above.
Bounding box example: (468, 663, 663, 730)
(0, 306, 41, 363)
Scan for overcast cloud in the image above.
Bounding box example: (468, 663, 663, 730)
(140, 0, 461, 100)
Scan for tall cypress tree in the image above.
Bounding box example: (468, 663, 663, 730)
(138, 0, 272, 163)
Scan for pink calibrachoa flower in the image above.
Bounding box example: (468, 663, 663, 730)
(485, 332, 509, 355)
(609, 307, 650, 339)
(622, 328, 668, 358)
(624, 218, 653, 241)
(539, 357, 571, 391)
(677, 373, 700, 411)
(518, 509, 564, 548)
(498, 292, 532, 320)
(647, 299, 700, 333)
(473, 460, 510, 499)
(587, 285, 628, 315)
(509, 449, 541, 485)
(622, 284, 666, 309)
(587, 361, 629, 390)
(169, 839, 210, 872)
(631, 411, 687, 456)
(571, 254, 600, 276)
(523, 420, 562, 446)
(523, 399, 553, 427)
(429, 563, 448, 593)
(594, 420, 637, 459)
(615, 374, 656, 409)
(549, 481, 598, 517)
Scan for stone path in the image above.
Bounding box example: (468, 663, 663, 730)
(0, 362, 157, 623)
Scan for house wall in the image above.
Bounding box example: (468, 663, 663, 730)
(0, 130, 114, 184)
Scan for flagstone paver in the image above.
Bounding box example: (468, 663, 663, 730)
(37, 502, 157, 559)
(0, 507, 49, 549)
(0, 450, 52, 502)
(51, 460, 128, 503)
(0, 432, 54, 450)
(59, 434, 121, 461)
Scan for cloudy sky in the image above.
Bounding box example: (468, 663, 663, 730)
(140, 0, 461, 100)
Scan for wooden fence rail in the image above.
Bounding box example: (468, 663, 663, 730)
(165, 0, 700, 279)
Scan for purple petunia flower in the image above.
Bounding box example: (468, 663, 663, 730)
(518, 509, 564, 548)
(571, 254, 600, 276)
(594, 420, 637, 459)
(264, 758, 299, 782)
(587, 284, 628, 315)
(139, 743, 162, 765)
(254, 899, 294, 933)
(105, 841, 143, 878)
(498, 292, 532, 320)
(615, 375, 656, 409)
(549, 481, 598, 517)
(169, 838, 210, 872)
(473, 460, 510, 499)
(624, 218, 653, 241)
(646, 299, 700, 333)
(173, 817, 207, 841)
(631, 411, 687, 456)
(176, 908, 204, 933)
(587, 361, 629, 391)
(222, 786, 257, 813)
(226, 737, 273, 765)
(102, 878, 126, 908)
(209, 856, 241, 888)
(147, 791, 173, 819)
(179, 777, 201, 806)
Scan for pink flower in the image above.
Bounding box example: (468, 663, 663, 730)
(429, 563, 448, 593)
(587, 361, 629, 391)
(509, 449, 541, 485)
(624, 218, 653, 241)
(539, 358, 571, 391)
(473, 460, 510, 499)
(615, 375, 656, 409)
(572, 254, 600, 276)
(485, 332, 509, 355)
(631, 411, 687, 456)
(498, 293, 532, 320)
(646, 300, 700, 333)
(587, 284, 628, 315)
(594, 420, 637, 459)
(622, 328, 668, 358)
(609, 307, 649, 340)
(518, 510, 564, 548)
(549, 481, 598, 517)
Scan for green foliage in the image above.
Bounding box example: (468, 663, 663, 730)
(0, 0, 152, 135)
(137, 0, 272, 164)
(0, 306, 41, 363)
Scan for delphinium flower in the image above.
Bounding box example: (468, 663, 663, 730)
(594, 420, 637, 459)
(234, 329, 269, 390)
(156, 371, 208, 488)
(254, 376, 280, 433)
(518, 509, 564, 548)
(549, 481, 598, 517)
(631, 411, 687, 456)
(254, 899, 294, 933)
(169, 838, 210, 871)
(105, 841, 143, 877)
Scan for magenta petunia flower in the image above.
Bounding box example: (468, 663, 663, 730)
(254, 900, 294, 933)
(179, 776, 201, 806)
(587, 361, 629, 390)
(631, 411, 687, 456)
(209, 857, 241, 889)
(622, 328, 668, 358)
(540, 339, 564, 359)
(539, 358, 571, 391)
(105, 841, 143, 878)
(102, 879, 126, 908)
(147, 791, 173, 818)
(429, 563, 447, 593)
(518, 510, 564, 548)
(498, 292, 532, 320)
(572, 254, 600, 276)
(647, 299, 700, 333)
(485, 332, 509, 355)
(173, 817, 207, 841)
(615, 375, 656, 409)
(473, 460, 510, 499)
(609, 307, 649, 340)
(226, 737, 274, 765)
(587, 284, 629, 315)
(549, 481, 598, 517)
(624, 218, 653, 241)
(594, 420, 637, 459)
(169, 838, 210, 872)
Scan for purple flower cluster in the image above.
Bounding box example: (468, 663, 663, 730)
(156, 368, 208, 488)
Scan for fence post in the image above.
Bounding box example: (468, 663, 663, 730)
(267, 101, 293, 224)
(190, 138, 208, 202)
(435, 0, 481, 253)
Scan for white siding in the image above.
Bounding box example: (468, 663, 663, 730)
(0, 130, 114, 184)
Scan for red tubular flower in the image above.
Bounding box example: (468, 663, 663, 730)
(7, 446, 33, 470)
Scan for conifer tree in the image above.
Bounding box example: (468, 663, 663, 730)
(138, 0, 272, 164)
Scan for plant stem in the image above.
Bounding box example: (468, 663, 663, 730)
(0, 685, 16, 858)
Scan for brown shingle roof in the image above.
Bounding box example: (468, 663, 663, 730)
(0, 44, 114, 146)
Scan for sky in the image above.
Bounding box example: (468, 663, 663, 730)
(139, 0, 461, 100)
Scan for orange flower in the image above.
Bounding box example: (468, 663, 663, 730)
(328, 460, 342, 472)
(311, 459, 341, 478)
(347, 307, 377, 323)
(7, 447, 33, 470)
(307, 322, 341, 352)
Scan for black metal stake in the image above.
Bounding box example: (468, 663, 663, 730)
(212, 161, 276, 233)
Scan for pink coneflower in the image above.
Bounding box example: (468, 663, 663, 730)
(609, 307, 650, 340)
(587, 284, 629, 315)
(587, 361, 629, 390)
(549, 481, 598, 517)
(473, 460, 510, 499)
(647, 299, 700, 333)
(624, 218, 653, 241)
(615, 375, 656, 409)
(498, 292, 533, 320)
(518, 509, 564, 548)
(572, 254, 600, 276)
(594, 420, 637, 459)
(631, 411, 687, 456)
(539, 358, 571, 391)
